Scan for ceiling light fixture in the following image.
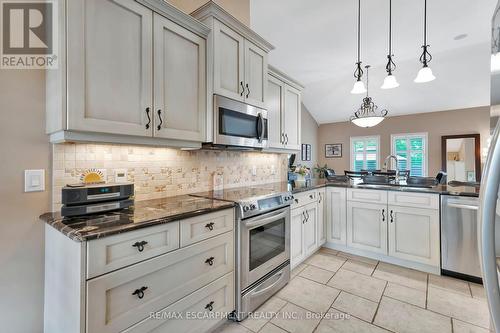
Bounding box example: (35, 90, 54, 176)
(381, 0, 399, 89)
(350, 65, 388, 128)
(351, 0, 366, 94)
(414, 0, 435, 83)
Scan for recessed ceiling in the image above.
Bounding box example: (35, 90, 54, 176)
(250, 0, 496, 124)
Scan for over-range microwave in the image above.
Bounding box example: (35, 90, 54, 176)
(207, 95, 268, 149)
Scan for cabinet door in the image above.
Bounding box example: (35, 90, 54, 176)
(290, 208, 305, 268)
(282, 85, 301, 150)
(326, 188, 347, 245)
(67, 0, 153, 136)
(347, 201, 387, 254)
(303, 203, 318, 256)
(266, 74, 284, 148)
(388, 206, 440, 266)
(244, 40, 267, 108)
(317, 190, 326, 246)
(213, 20, 245, 102)
(153, 13, 206, 142)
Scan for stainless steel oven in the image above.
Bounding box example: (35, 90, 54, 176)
(236, 206, 290, 320)
(213, 95, 268, 149)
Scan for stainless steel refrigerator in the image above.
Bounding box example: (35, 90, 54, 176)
(479, 1, 500, 331)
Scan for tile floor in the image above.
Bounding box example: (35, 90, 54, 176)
(215, 248, 494, 333)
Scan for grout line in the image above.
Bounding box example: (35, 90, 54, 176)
(328, 303, 397, 333)
(467, 282, 473, 297)
(371, 281, 388, 323)
(425, 273, 429, 309)
(371, 260, 381, 277)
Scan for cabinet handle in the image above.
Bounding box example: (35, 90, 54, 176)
(295, 198, 299, 204)
(285, 133, 289, 145)
(306, 211, 310, 222)
(132, 286, 148, 299)
(145, 107, 151, 129)
(157, 109, 163, 131)
(318, 193, 322, 204)
(390, 210, 394, 223)
(205, 256, 215, 266)
(382, 209, 385, 221)
(205, 301, 215, 312)
(309, 194, 314, 199)
(302, 211, 306, 224)
(280, 133, 285, 144)
(240, 82, 245, 96)
(245, 83, 250, 98)
(205, 222, 215, 231)
(132, 240, 148, 252)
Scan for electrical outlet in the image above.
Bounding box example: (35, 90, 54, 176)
(271, 165, 276, 175)
(25, 169, 45, 192)
(251, 165, 257, 176)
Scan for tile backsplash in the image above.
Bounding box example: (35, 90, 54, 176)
(52, 143, 288, 210)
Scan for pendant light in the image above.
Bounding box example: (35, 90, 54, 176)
(381, 0, 399, 89)
(351, 0, 366, 94)
(414, 0, 436, 83)
(350, 65, 388, 128)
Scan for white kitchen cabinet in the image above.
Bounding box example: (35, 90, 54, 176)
(212, 20, 245, 102)
(66, 0, 153, 137)
(153, 13, 206, 142)
(303, 203, 318, 257)
(326, 187, 347, 246)
(46, 0, 210, 148)
(347, 201, 388, 255)
(266, 66, 304, 151)
(290, 208, 306, 268)
(388, 205, 440, 266)
(317, 189, 326, 246)
(192, 2, 274, 111)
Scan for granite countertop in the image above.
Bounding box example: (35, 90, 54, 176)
(286, 179, 480, 197)
(40, 195, 235, 242)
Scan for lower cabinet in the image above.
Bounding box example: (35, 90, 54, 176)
(326, 187, 347, 245)
(347, 201, 388, 255)
(388, 205, 440, 266)
(317, 189, 326, 246)
(290, 201, 318, 268)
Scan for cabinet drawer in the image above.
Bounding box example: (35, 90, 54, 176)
(180, 208, 234, 247)
(123, 272, 234, 333)
(388, 191, 439, 210)
(291, 190, 317, 209)
(87, 222, 180, 279)
(86, 232, 233, 333)
(347, 188, 387, 204)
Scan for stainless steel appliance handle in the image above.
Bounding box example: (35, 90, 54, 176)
(447, 203, 479, 211)
(257, 113, 264, 143)
(247, 268, 285, 297)
(243, 208, 288, 229)
(478, 118, 500, 331)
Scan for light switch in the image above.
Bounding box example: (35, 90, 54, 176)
(25, 169, 45, 192)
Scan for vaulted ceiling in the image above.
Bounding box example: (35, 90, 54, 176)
(250, 0, 496, 124)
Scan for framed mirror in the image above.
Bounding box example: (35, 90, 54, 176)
(441, 134, 481, 182)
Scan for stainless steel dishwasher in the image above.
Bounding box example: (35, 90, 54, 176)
(441, 195, 482, 282)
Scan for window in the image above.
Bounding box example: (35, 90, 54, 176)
(391, 133, 428, 177)
(350, 136, 380, 171)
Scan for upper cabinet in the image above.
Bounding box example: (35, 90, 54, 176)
(192, 1, 274, 131)
(266, 66, 304, 151)
(46, 0, 210, 148)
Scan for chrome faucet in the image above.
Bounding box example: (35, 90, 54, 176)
(383, 155, 398, 173)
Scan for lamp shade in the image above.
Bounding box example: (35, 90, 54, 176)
(351, 80, 367, 94)
(414, 66, 436, 83)
(381, 74, 400, 89)
(351, 116, 385, 128)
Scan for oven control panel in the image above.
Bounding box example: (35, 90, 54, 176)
(240, 192, 293, 218)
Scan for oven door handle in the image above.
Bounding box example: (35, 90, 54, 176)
(257, 113, 264, 143)
(243, 208, 288, 229)
(247, 268, 285, 297)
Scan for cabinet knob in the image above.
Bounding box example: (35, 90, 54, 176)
(132, 240, 148, 252)
(205, 301, 214, 312)
(295, 198, 299, 204)
(309, 194, 314, 199)
(205, 256, 215, 266)
(132, 286, 148, 299)
(205, 222, 215, 231)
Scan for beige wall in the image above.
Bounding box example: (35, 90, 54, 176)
(166, 0, 250, 26)
(0, 70, 49, 333)
(318, 106, 490, 177)
(0, 1, 250, 332)
(299, 104, 319, 172)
